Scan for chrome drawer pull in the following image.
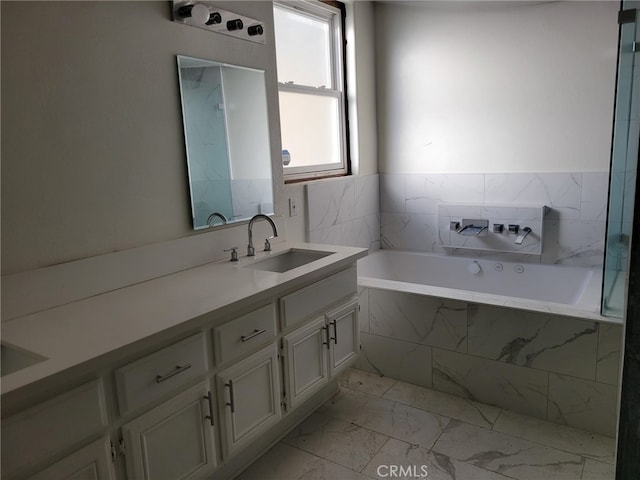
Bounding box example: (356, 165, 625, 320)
(241, 328, 267, 342)
(323, 325, 330, 350)
(225, 380, 236, 413)
(203, 391, 215, 426)
(155, 363, 192, 383)
(330, 319, 338, 344)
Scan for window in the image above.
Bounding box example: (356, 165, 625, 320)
(274, 1, 349, 181)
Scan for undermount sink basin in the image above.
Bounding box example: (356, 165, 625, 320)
(1, 343, 48, 377)
(245, 249, 333, 273)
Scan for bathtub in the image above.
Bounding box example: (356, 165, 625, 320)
(358, 250, 611, 322)
(356, 250, 621, 436)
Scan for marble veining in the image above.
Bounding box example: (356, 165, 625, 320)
(358, 280, 619, 436)
(547, 374, 618, 437)
(484, 173, 583, 220)
(596, 324, 622, 385)
(240, 369, 615, 480)
(499, 323, 597, 367)
(307, 175, 380, 252)
(432, 349, 550, 419)
(433, 420, 585, 480)
(307, 178, 355, 230)
(380, 171, 608, 267)
(383, 381, 501, 429)
(468, 305, 599, 380)
(369, 289, 468, 351)
(362, 438, 513, 480)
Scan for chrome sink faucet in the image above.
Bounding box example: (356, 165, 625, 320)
(247, 214, 278, 256)
(207, 211, 228, 227)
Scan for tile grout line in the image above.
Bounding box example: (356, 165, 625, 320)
(357, 435, 393, 476)
(428, 415, 453, 452)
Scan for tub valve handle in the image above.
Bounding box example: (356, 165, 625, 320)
(468, 261, 481, 275)
(515, 227, 532, 245)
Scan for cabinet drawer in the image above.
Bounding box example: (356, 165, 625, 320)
(1, 379, 108, 479)
(280, 266, 357, 329)
(213, 303, 276, 365)
(115, 333, 208, 415)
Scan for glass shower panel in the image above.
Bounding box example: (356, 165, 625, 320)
(602, 2, 640, 317)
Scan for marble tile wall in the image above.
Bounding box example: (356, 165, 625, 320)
(438, 204, 546, 254)
(355, 287, 623, 437)
(380, 172, 608, 267)
(230, 178, 273, 220)
(306, 175, 380, 252)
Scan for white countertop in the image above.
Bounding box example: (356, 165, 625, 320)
(1, 242, 368, 396)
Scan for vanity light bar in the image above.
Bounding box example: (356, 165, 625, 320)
(171, 1, 266, 45)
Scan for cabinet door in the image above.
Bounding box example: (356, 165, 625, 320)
(282, 316, 329, 411)
(217, 345, 281, 459)
(122, 381, 217, 480)
(29, 436, 116, 480)
(2, 379, 109, 479)
(327, 299, 360, 377)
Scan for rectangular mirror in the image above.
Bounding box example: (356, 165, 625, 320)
(177, 55, 274, 229)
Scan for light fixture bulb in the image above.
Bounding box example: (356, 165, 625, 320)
(190, 4, 210, 25)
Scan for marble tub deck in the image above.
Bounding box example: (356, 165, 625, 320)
(237, 369, 615, 480)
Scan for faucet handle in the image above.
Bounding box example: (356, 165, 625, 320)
(224, 247, 239, 262)
(264, 236, 275, 252)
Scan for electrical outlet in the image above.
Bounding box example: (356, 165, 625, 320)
(289, 198, 298, 217)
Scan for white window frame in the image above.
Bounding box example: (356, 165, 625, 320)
(274, 0, 349, 181)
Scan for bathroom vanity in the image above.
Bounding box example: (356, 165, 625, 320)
(1, 242, 367, 480)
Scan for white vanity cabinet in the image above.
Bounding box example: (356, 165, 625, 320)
(278, 266, 359, 411)
(216, 344, 281, 459)
(2, 245, 366, 480)
(121, 380, 217, 480)
(281, 298, 359, 410)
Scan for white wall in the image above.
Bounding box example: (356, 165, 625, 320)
(1, 1, 284, 274)
(347, 1, 378, 176)
(375, 1, 618, 174)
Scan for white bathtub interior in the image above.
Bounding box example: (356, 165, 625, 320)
(358, 250, 605, 317)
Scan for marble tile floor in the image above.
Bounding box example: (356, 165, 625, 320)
(236, 369, 616, 480)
